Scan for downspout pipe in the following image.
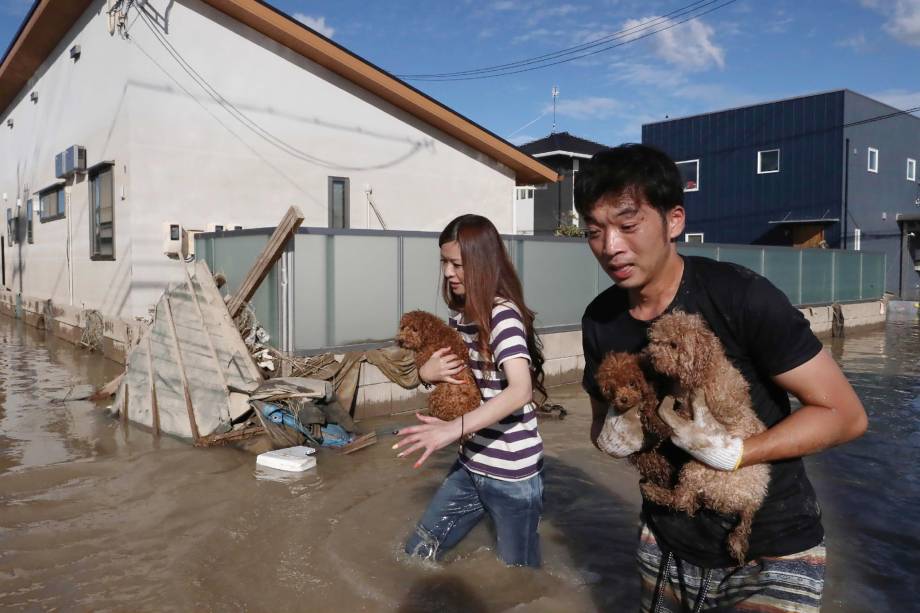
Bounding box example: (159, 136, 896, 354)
(842, 137, 849, 249)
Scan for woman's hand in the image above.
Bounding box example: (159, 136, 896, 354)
(393, 413, 463, 468)
(419, 347, 465, 385)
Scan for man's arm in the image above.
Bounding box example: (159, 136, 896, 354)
(738, 349, 867, 467)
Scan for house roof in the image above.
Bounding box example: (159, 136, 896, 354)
(0, 0, 558, 185)
(518, 131, 610, 159)
(642, 89, 920, 128)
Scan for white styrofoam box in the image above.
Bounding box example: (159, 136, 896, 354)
(256, 446, 317, 472)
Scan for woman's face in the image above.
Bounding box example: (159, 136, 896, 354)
(440, 240, 465, 297)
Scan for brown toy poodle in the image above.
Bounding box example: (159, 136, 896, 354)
(396, 310, 482, 422)
(595, 352, 677, 488)
(643, 311, 770, 564)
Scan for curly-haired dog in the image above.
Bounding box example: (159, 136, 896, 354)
(595, 352, 677, 488)
(396, 310, 481, 422)
(644, 311, 770, 564)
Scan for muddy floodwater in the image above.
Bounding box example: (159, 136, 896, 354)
(1, 316, 917, 612)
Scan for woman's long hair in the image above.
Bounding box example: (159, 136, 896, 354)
(439, 214, 546, 402)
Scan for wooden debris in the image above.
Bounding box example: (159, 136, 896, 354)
(226, 205, 304, 318)
(338, 431, 378, 455)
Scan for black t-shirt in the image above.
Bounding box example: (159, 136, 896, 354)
(582, 255, 825, 568)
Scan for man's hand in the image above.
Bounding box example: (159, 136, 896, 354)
(658, 392, 743, 471)
(596, 405, 644, 457)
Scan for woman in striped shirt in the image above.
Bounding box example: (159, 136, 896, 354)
(395, 214, 547, 567)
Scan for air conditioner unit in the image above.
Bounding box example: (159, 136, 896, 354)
(163, 223, 182, 257)
(206, 223, 225, 233)
(54, 145, 87, 178)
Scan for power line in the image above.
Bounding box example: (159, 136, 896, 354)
(397, 0, 715, 79)
(133, 8, 426, 171)
(396, 0, 738, 82)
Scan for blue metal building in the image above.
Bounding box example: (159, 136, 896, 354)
(642, 90, 920, 300)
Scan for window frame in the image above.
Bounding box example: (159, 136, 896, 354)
(38, 182, 66, 223)
(6, 208, 15, 246)
(684, 232, 704, 243)
(867, 147, 879, 173)
(675, 159, 700, 192)
(757, 149, 780, 174)
(88, 162, 116, 261)
(907, 158, 916, 182)
(327, 176, 350, 229)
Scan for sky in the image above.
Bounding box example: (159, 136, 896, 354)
(1, 0, 919, 147)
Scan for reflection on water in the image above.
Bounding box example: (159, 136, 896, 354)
(0, 317, 917, 612)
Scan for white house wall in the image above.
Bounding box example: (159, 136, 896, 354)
(124, 0, 516, 316)
(0, 1, 133, 317)
(2, 0, 520, 320)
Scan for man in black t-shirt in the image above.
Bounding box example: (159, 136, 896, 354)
(575, 145, 867, 612)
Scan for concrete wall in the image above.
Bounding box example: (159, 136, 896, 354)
(0, 287, 146, 364)
(2, 0, 521, 320)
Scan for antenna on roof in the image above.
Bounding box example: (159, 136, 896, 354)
(551, 86, 559, 134)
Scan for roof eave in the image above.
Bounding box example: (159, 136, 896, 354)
(0, 0, 96, 117)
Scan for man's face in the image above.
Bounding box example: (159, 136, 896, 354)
(584, 190, 685, 290)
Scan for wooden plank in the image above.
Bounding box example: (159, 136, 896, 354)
(183, 261, 234, 420)
(89, 373, 124, 401)
(122, 380, 129, 424)
(164, 295, 201, 442)
(226, 205, 303, 318)
(193, 259, 264, 384)
(339, 431, 378, 455)
(146, 334, 160, 436)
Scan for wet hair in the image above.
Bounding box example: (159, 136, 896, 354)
(439, 214, 546, 401)
(574, 143, 684, 220)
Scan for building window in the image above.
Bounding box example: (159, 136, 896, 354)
(676, 159, 699, 191)
(757, 149, 780, 174)
(328, 177, 349, 229)
(867, 147, 878, 173)
(515, 187, 535, 200)
(25, 199, 34, 244)
(89, 164, 115, 259)
(684, 232, 704, 243)
(39, 185, 66, 222)
(6, 208, 15, 246)
(908, 158, 916, 182)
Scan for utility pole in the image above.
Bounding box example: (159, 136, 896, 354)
(551, 86, 559, 133)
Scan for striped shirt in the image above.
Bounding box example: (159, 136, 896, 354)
(450, 301, 543, 481)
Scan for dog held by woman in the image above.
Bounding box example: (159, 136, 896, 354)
(396, 310, 481, 422)
(595, 352, 678, 489)
(643, 311, 771, 564)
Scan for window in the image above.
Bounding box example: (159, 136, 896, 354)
(39, 185, 66, 222)
(757, 149, 780, 174)
(5, 208, 14, 246)
(676, 160, 699, 191)
(89, 164, 115, 259)
(684, 233, 704, 243)
(867, 147, 878, 173)
(908, 158, 916, 182)
(328, 176, 349, 229)
(25, 199, 33, 244)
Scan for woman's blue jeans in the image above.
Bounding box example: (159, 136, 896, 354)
(405, 462, 543, 567)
